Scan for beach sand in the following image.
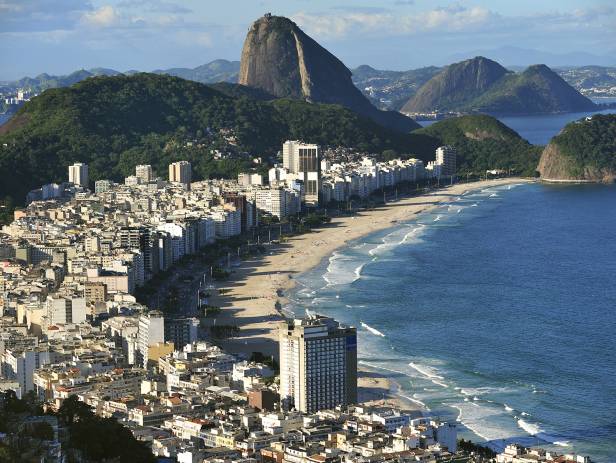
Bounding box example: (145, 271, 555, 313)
(203, 178, 532, 410)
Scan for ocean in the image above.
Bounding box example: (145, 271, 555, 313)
(287, 182, 616, 461)
(419, 99, 616, 145)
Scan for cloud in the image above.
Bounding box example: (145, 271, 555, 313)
(0, 0, 93, 32)
(291, 3, 616, 40)
(81, 5, 119, 27)
(116, 0, 192, 14)
(292, 4, 497, 39)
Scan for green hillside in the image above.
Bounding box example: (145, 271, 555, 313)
(402, 57, 596, 114)
(415, 115, 542, 176)
(538, 114, 616, 181)
(0, 73, 435, 206)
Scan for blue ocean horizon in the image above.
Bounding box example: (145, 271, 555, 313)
(287, 182, 616, 461)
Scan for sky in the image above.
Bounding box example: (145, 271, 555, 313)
(1, 0, 615, 80)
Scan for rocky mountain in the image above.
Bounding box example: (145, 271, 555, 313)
(471, 64, 597, 114)
(538, 114, 616, 182)
(238, 14, 419, 132)
(402, 57, 596, 114)
(402, 57, 508, 113)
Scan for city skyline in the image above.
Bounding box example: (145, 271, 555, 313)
(1, 0, 615, 80)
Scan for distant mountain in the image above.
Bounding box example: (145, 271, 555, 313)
(351, 65, 441, 110)
(402, 57, 596, 114)
(238, 15, 419, 133)
(470, 64, 597, 113)
(0, 73, 434, 205)
(448, 46, 616, 68)
(0, 61, 240, 94)
(402, 57, 509, 113)
(152, 59, 239, 84)
(414, 115, 541, 176)
(1, 68, 120, 93)
(538, 114, 616, 183)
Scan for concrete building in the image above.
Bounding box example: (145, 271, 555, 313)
(137, 311, 165, 368)
(165, 318, 199, 351)
(282, 141, 321, 206)
(45, 295, 87, 325)
(279, 314, 357, 413)
(435, 146, 456, 177)
(68, 162, 89, 187)
(169, 161, 192, 187)
(136, 164, 153, 183)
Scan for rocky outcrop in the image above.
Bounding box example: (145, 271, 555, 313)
(538, 142, 615, 183)
(401, 57, 508, 113)
(239, 15, 419, 132)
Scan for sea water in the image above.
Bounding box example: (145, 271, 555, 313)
(287, 183, 616, 461)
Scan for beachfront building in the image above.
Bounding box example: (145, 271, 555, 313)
(435, 145, 457, 177)
(279, 314, 357, 413)
(282, 141, 321, 206)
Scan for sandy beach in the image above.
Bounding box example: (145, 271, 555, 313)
(204, 177, 532, 409)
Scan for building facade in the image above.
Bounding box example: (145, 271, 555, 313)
(68, 163, 89, 187)
(279, 315, 357, 413)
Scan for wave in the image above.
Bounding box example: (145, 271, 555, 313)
(408, 362, 449, 387)
(504, 404, 513, 412)
(517, 419, 570, 446)
(358, 361, 407, 377)
(323, 251, 366, 286)
(361, 321, 386, 337)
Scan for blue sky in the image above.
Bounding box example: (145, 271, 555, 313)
(1, 0, 615, 80)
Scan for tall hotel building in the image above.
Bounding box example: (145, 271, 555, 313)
(435, 146, 457, 177)
(68, 162, 89, 187)
(168, 161, 192, 188)
(282, 141, 321, 206)
(279, 315, 357, 413)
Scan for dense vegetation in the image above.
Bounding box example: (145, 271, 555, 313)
(550, 114, 616, 176)
(0, 392, 154, 462)
(471, 65, 596, 114)
(0, 73, 436, 207)
(415, 115, 542, 176)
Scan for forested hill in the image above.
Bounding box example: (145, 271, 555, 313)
(538, 114, 616, 182)
(0, 73, 435, 206)
(415, 115, 542, 176)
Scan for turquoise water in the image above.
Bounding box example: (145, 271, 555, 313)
(288, 183, 616, 461)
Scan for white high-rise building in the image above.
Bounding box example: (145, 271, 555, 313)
(45, 295, 87, 325)
(135, 164, 153, 183)
(168, 161, 192, 187)
(68, 162, 89, 187)
(137, 310, 165, 368)
(279, 314, 357, 413)
(282, 141, 321, 206)
(435, 146, 456, 177)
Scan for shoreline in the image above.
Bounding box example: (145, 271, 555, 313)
(204, 177, 533, 409)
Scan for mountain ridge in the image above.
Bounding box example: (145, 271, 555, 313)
(238, 15, 419, 132)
